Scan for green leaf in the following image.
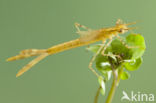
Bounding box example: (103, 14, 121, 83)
(87, 44, 101, 53)
(120, 71, 130, 80)
(124, 57, 142, 71)
(126, 34, 146, 59)
(95, 54, 111, 71)
(88, 34, 146, 61)
(88, 33, 145, 84)
(100, 71, 112, 81)
(110, 38, 133, 60)
(98, 76, 105, 95)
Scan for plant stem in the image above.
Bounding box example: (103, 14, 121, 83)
(105, 59, 124, 103)
(105, 58, 118, 103)
(117, 66, 124, 86)
(94, 86, 101, 103)
(105, 74, 117, 103)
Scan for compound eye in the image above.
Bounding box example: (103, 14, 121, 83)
(119, 28, 123, 33)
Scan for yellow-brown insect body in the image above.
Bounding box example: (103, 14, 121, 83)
(7, 20, 134, 77)
(46, 26, 122, 55)
(46, 39, 97, 55)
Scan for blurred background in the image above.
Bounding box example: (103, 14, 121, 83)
(0, 0, 155, 103)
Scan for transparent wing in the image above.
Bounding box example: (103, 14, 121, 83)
(77, 30, 99, 42)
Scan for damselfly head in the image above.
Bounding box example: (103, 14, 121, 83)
(116, 20, 137, 34)
(116, 24, 129, 34)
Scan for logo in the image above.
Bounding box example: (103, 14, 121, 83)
(121, 91, 155, 102)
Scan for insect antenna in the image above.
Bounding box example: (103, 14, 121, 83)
(127, 27, 138, 30)
(126, 21, 137, 26)
(126, 20, 142, 26)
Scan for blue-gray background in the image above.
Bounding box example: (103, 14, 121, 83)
(0, 0, 155, 103)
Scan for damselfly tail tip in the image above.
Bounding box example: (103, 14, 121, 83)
(16, 73, 20, 78)
(6, 57, 15, 61)
(16, 68, 26, 77)
(16, 71, 22, 77)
